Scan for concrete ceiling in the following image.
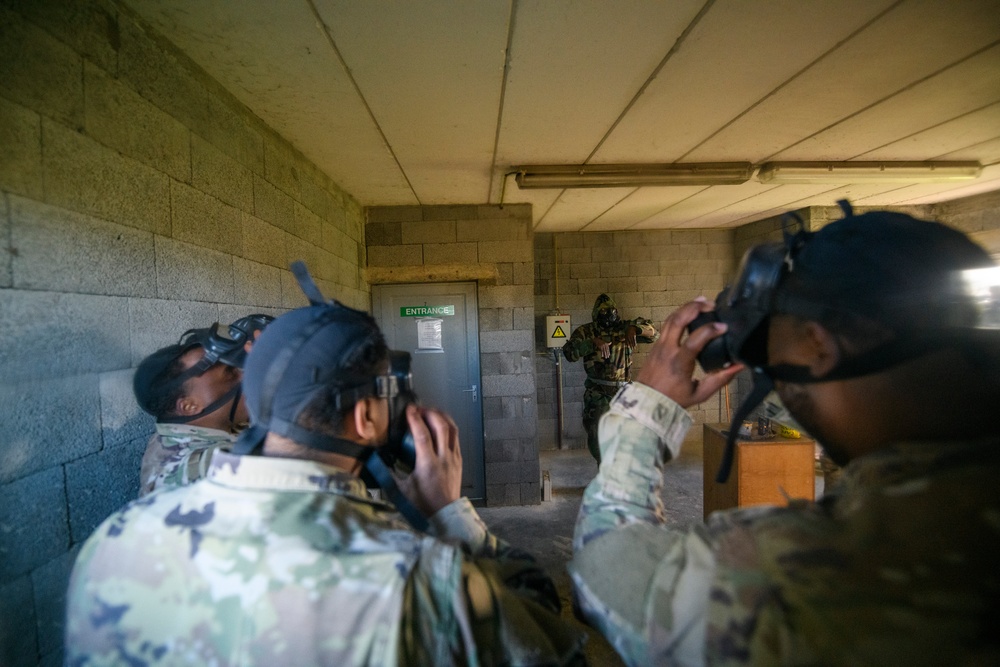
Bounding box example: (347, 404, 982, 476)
(123, 0, 1000, 232)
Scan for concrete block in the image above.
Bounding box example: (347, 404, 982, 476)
(482, 373, 535, 398)
(192, 134, 254, 213)
(421, 205, 477, 221)
(0, 374, 102, 483)
(366, 205, 421, 223)
(424, 242, 476, 265)
(253, 174, 295, 233)
(0, 290, 130, 381)
(479, 329, 533, 354)
(0, 6, 83, 126)
(555, 233, 585, 249)
(478, 240, 532, 263)
(482, 396, 504, 421)
(326, 224, 356, 261)
(659, 259, 689, 275)
(10, 195, 156, 296)
(636, 275, 667, 292)
(203, 93, 265, 175)
(100, 368, 154, 449)
(233, 256, 284, 308)
(84, 62, 191, 182)
(588, 245, 619, 263)
(559, 247, 592, 264)
(607, 277, 637, 294)
(512, 307, 533, 331)
(365, 221, 402, 247)
(9, 0, 119, 72)
(280, 269, 311, 309)
(263, 140, 302, 199)
(368, 244, 422, 267)
(43, 120, 171, 235)
(33, 544, 81, 658)
(477, 308, 505, 332)
(401, 220, 456, 244)
(66, 435, 145, 542)
(300, 177, 336, 222)
(0, 575, 37, 667)
(478, 203, 530, 219)
(457, 218, 527, 242)
(0, 466, 68, 578)
(600, 261, 631, 278)
(345, 200, 365, 241)
(569, 263, 601, 279)
(127, 297, 220, 364)
(293, 201, 323, 247)
(154, 236, 235, 303)
(117, 14, 212, 141)
(285, 233, 327, 280)
(478, 284, 533, 309)
(701, 229, 734, 244)
(577, 278, 608, 295)
(631, 260, 660, 276)
(688, 259, 723, 275)
(241, 212, 288, 269)
(485, 461, 519, 484)
(0, 196, 8, 289)
(614, 292, 644, 310)
(519, 458, 540, 483)
(337, 261, 361, 291)
(484, 417, 533, 440)
(512, 261, 533, 286)
(0, 96, 43, 200)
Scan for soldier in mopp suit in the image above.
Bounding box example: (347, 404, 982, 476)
(563, 294, 658, 463)
(67, 279, 585, 666)
(571, 205, 1000, 665)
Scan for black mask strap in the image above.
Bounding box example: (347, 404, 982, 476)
(160, 384, 242, 425)
(764, 335, 943, 385)
(717, 369, 774, 483)
(365, 452, 429, 532)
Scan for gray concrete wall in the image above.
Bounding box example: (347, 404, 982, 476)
(365, 204, 539, 507)
(534, 230, 737, 454)
(0, 2, 366, 664)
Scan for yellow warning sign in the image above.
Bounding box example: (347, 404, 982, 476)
(551, 325, 567, 339)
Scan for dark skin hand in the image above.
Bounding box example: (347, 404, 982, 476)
(636, 297, 744, 409)
(397, 404, 463, 516)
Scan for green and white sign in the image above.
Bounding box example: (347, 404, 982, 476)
(400, 305, 455, 317)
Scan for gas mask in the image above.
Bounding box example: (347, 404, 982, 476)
(689, 200, 999, 483)
(375, 350, 419, 471)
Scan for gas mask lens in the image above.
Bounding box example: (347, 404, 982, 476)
(376, 351, 418, 470)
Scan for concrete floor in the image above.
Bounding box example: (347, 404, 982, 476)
(477, 447, 706, 666)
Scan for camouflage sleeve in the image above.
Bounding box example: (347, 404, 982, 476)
(429, 497, 503, 556)
(562, 324, 594, 362)
(569, 383, 716, 665)
(629, 317, 659, 344)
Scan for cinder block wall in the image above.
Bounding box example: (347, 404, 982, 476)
(534, 230, 736, 454)
(0, 3, 366, 665)
(365, 205, 539, 506)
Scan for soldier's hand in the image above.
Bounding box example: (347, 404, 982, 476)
(592, 337, 611, 359)
(397, 404, 463, 516)
(625, 325, 638, 350)
(636, 298, 743, 408)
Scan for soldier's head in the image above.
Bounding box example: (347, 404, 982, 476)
(133, 315, 272, 431)
(750, 205, 998, 462)
(234, 301, 409, 463)
(593, 294, 620, 328)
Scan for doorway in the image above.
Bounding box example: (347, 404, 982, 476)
(372, 282, 485, 501)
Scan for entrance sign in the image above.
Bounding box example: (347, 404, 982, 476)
(400, 305, 454, 317)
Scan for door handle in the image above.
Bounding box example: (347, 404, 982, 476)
(462, 384, 478, 402)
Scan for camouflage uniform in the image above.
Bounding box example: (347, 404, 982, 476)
(571, 383, 1000, 666)
(562, 295, 657, 462)
(67, 450, 586, 666)
(138, 423, 234, 496)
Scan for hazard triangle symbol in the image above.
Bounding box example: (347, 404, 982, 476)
(551, 325, 566, 338)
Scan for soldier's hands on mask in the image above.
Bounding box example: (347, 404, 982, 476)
(592, 337, 611, 359)
(636, 297, 744, 408)
(398, 404, 463, 516)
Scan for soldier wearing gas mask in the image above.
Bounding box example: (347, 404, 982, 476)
(68, 264, 585, 666)
(563, 293, 658, 462)
(571, 202, 1000, 665)
(134, 314, 272, 496)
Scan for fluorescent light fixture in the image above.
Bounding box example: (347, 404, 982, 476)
(513, 163, 754, 188)
(757, 161, 982, 184)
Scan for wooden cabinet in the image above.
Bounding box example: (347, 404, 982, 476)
(703, 423, 816, 520)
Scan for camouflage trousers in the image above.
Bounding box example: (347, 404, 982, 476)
(582, 383, 623, 463)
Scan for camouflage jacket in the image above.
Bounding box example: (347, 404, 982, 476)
(570, 383, 1000, 666)
(138, 423, 235, 496)
(68, 451, 586, 666)
(562, 319, 657, 386)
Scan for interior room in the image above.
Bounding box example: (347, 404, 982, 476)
(1, 1, 998, 664)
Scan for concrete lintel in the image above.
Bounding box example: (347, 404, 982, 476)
(365, 263, 499, 285)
